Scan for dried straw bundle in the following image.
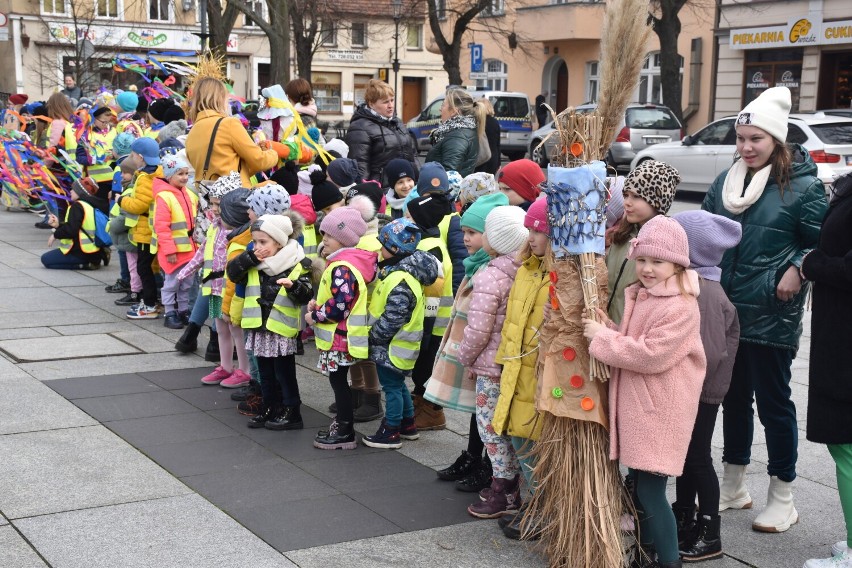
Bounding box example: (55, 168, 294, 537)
(182, 51, 227, 115)
(596, 0, 652, 157)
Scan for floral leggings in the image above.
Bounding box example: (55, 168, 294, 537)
(476, 375, 519, 480)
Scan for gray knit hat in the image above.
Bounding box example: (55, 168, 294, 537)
(623, 160, 680, 215)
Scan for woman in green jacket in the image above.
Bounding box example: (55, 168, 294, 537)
(425, 88, 486, 177)
(701, 87, 827, 535)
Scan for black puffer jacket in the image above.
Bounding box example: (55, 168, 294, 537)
(345, 105, 416, 183)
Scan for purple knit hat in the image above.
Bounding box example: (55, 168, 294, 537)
(319, 206, 367, 248)
(672, 210, 742, 281)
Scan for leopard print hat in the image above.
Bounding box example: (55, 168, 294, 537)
(623, 160, 681, 215)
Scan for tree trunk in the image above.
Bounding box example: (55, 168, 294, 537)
(207, 0, 239, 56)
(652, 0, 686, 123)
(443, 41, 462, 86)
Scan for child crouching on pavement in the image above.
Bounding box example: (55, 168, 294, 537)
(362, 219, 439, 449)
(226, 213, 314, 431)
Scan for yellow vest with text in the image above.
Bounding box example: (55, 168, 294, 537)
(314, 260, 370, 359)
(368, 270, 425, 371)
(149, 189, 199, 254)
(356, 233, 382, 253)
(303, 223, 319, 259)
(241, 263, 303, 338)
(417, 235, 453, 338)
(200, 224, 220, 296)
(59, 200, 98, 255)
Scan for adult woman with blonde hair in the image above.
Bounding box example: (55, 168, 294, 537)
(345, 79, 416, 183)
(185, 77, 278, 186)
(426, 87, 486, 177)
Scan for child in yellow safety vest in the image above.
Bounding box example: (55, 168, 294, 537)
(306, 206, 377, 450)
(151, 151, 199, 330)
(362, 219, 439, 450)
(226, 213, 313, 431)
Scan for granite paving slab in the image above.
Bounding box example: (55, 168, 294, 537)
(50, 322, 144, 336)
(170, 385, 244, 411)
(17, 267, 106, 287)
(0, 308, 119, 331)
(0, 284, 97, 312)
(297, 451, 437, 493)
(0, 275, 47, 289)
(72, 390, 198, 422)
(139, 434, 282, 477)
(0, 375, 97, 435)
(0, 426, 190, 518)
(348, 480, 474, 531)
(0, 327, 59, 341)
(138, 365, 217, 390)
(15, 494, 297, 568)
(0, 333, 139, 362)
(0, 526, 47, 568)
(110, 329, 179, 353)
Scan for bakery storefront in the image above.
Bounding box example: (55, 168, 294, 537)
(726, 15, 852, 112)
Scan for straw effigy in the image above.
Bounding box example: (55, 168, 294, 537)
(520, 0, 651, 565)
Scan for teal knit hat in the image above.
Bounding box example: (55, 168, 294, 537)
(460, 192, 509, 233)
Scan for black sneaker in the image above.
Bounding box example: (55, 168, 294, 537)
(179, 310, 191, 326)
(115, 292, 140, 306)
(163, 311, 185, 329)
(105, 279, 130, 293)
(231, 380, 261, 401)
(265, 405, 304, 430)
(34, 221, 52, 229)
(437, 450, 479, 481)
(455, 457, 493, 492)
(238, 394, 263, 416)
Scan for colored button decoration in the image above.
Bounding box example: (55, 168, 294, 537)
(549, 271, 558, 284)
(569, 375, 584, 388)
(581, 397, 595, 411)
(570, 142, 584, 157)
(551, 387, 563, 399)
(562, 347, 576, 361)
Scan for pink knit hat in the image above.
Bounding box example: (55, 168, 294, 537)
(523, 196, 549, 235)
(628, 215, 690, 268)
(319, 206, 367, 248)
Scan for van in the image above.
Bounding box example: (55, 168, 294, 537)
(407, 90, 533, 161)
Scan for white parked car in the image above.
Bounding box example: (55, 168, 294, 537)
(629, 113, 852, 192)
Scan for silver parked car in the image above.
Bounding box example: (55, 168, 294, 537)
(629, 113, 852, 192)
(529, 102, 683, 171)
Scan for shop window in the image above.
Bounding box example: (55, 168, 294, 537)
(434, 0, 446, 20)
(476, 59, 507, 91)
(586, 61, 599, 103)
(744, 48, 803, 112)
(638, 52, 684, 105)
(42, 0, 67, 14)
(313, 72, 341, 112)
(97, 0, 119, 18)
(481, 0, 504, 16)
(320, 21, 337, 46)
(244, 1, 264, 27)
(351, 23, 367, 48)
(149, 0, 169, 21)
(354, 74, 372, 106)
(406, 24, 422, 49)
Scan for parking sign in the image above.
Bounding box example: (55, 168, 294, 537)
(470, 44, 483, 73)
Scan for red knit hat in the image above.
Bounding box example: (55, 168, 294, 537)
(524, 196, 549, 235)
(498, 159, 545, 203)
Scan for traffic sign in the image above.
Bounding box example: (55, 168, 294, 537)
(470, 44, 483, 73)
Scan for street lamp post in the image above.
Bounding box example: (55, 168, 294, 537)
(392, 0, 402, 116)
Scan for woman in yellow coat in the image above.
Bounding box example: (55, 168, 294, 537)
(185, 78, 279, 186)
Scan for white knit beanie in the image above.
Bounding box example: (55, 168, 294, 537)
(485, 206, 529, 255)
(253, 214, 293, 248)
(737, 86, 791, 142)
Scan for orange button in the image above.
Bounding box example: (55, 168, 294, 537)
(551, 296, 559, 310)
(550, 271, 558, 284)
(562, 347, 576, 361)
(569, 375, 584, 388)
(580, 397, 595, 411)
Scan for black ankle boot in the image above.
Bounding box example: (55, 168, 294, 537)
(231, 379, 261, 402)
(313, 419, 357, 450)
(353, 392, 383, 422)
(205, 327, 220, 362)
(265, 405, 304, 430)
(455, 455, 492, 492)
(437, 450, 479, 481)
(175, 322, 201, 353)
(502, 503, 541, 541)
(247, 406, 276, 429)
(681, 514, 722, 563)
(672, 502, 697, 551)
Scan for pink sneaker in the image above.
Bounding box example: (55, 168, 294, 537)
(201, 366, 233, 385)
(220, 369, 251, 389)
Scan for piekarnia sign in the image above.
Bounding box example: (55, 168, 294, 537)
(729, 16, 852, 50)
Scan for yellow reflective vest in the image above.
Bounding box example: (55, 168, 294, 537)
(314, 260, 370, 359)
(241, 263, 303, 338)
(417, 235, 453, 338)
(303, 223, 319, 259)
(59, 200, 99, 255)
(368, 270, 425, 371)
(356, 233, 382, 253)
(48, 121, 77, 152)
(150, 189, 199, 254)
(200, 224, 220, 296)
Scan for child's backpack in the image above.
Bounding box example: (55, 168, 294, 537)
(82, 207, 113, 248)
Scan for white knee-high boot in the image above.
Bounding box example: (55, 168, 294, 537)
(719, 463, 753, 511)
(752, 476, 798, 533)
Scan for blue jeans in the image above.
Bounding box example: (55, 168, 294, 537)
(118, 250, 130, 282)
(511, 436, 536, 494)
(41, 248, 89, 269)
(722, 342, 798, 481)
(188, 291, 210, 327)
(376, 364, 413, 427)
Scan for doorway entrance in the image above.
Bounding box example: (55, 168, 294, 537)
(541, 56, 569, 114)
(817, 50, 852, 109)
(402, 77, 424, 122)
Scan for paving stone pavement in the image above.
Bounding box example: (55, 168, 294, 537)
(0, 206, 843, 567)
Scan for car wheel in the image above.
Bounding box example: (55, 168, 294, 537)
(530, 140, 547, 167)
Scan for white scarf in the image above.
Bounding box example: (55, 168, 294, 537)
(257, 240, 305, 276)
(722, 159, 772, 215)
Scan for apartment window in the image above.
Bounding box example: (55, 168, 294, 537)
(351, 22, 367, 48)
(586, 61, 599, 103)
(480, 0, 504, 17)
(476, 59, 507, 91)
(97, 0, 119, 18)
(320, 21, 337, 46)
(434, 0, 446, 20)
(354, 74, 372, 106)
(406, 24, 422, 49)
(149, 0, 169, 21)
(313, 72, 341, 112)
(42, 0, 67, 14)
(244, 0, 264, 27)
(638, 51, 682, 104)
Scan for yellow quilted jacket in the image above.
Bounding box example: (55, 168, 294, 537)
(119, 166, 162, 245)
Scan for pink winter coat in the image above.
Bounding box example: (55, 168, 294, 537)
(589, 271, 707, 477)
(152, 178, 198, 274)
(456, 254, 522, 377)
